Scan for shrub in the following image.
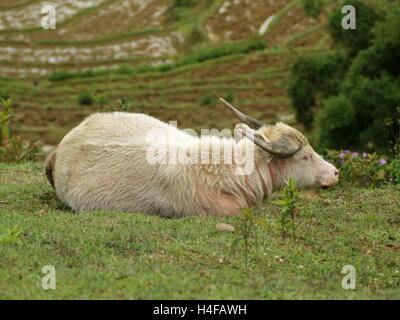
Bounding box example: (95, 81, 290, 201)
(199, 93, 215, 106)
(102, 97, 134, 112)
(223, 92, 235, 103)
(94, 94, 107, 106)
(199, 92, 233, 107)
(167, 0, 198, 22)
(78, 92, 94, 105)
(301, 0, 328, 18)
(0, 91, 11, 100)
(271, 179, 299, 239)
(0, 98, 38, 163)
(288, 53, 347, 130)
(290, 2, 400, 153)
(325, 149, 399, 187)
(328, 0, 381, 56)
(315, 95, 357, 150)
(115, 98, 133, 112)
(386, 157, 400, 186)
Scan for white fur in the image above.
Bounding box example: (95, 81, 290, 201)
(47, 112, 338, 217)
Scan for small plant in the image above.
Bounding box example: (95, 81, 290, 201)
(0, 91, 11, 100)
(384, 107, 400, 156)
(168, 0, 198, 22)
(301, 0, 328, 18)
(0, 97, 13, 145)
(271, 179, 300, 239)
(115, 97, 133, 112)
(0, 98, 38, 163)
(101, 97, 135, 112)
(0, 226, 23, 245)
(223, 92, 235, 103)
(78, 92, 94, 106)
(199, 93, 215, 106)
(386, 157, 400, 186)
(234, 207, 269, 269)
(94, 94, 107, 106)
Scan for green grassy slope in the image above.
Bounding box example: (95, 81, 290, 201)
(1, 163, 399, 299)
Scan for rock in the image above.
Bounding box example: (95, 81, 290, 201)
(216, 223, 235, 232)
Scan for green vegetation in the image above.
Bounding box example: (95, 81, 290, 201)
(288, 52, 347, 130)
(325, 149, 400, 187)
(49, 39, 266, 81)
(271, 179, 300, 238)
(78, 92, 94, 106)
(0, 0, 398, 300)
(289, 0, 400, 153)
(199, 93, 215, 106)
(0, 163, 399, 299)
(301, 0, 329, 18)
(0, 98, 38, 163)
(199, 92, 234, 106)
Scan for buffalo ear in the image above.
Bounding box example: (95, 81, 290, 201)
(233, 123, 251, 142)
(239, 127, 302, 156)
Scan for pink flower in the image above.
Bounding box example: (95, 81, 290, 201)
(352, 152, 359, 157)
(339, 153, 345, 159)
(362, 153, 367, 158)
(379, 159, 387, 165)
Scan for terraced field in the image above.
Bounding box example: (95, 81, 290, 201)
(0, 0, 336, 147)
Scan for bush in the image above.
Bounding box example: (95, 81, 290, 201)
(223, 92, 235, 103)
(168, 0, 198, 22)
(290, 2, 400, 153)
(0, 98, 38, 163)
(0, 91, 11, 100)
(328, 0, 381, 56)
(78, 92, 94, 105)
(386, 157, 400, 185)
(288, 53, 347, 130)
(200, 92, 234, 107)
(325, 149, 399, 187)
(94, 94, 107, 106)
(301, 0, 328, 18)
(315, 95, 357, 150)
(199, 93, 215, 106)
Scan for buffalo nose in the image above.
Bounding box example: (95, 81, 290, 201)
(334, 170, 339, 176)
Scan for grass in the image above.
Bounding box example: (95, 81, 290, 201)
(0, 162, 399, 299)
(48, 39, 266, 81)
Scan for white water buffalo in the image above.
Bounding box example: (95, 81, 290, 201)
(45, 99, 338, 217)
